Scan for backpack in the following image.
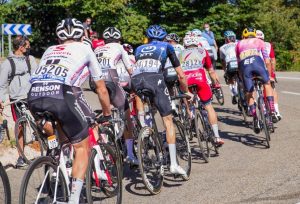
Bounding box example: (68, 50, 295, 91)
(7, 56, 31, 85)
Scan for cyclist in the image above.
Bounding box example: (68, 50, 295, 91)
(131, 25, 193, 175)
(236, 27, 276, 134)
(180, 34, 224, 146)
(27, 18, 111, 204)
(0, 35, 38, 167)
(256, 30, 281, 121)
(94, 27, 139, 165)
(190, 29, 214, 61)
(219, 31, 239, 104)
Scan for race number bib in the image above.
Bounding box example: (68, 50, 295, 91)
(134, 59, 161, 73)
(47, 135, 58, 149)
(182, 59, 203, 70)
(167, 67, 177, 76)
(33, 64, 68, 82)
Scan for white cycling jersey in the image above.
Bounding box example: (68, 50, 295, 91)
(30, 42, 102, 87)
(116, 54, 135, 82)
(94, 42, 133, 79)
(220, 42, 238, 64)
(165, 43, 184, 69)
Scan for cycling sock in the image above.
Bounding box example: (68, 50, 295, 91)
(266, 96, 275, 113)
(125, 139, 134, 158)
(249, 104, 257, 118)
(69, 178, 83, 204)
(233, 83, 238, 96)
(168, 144, 178, 167)
(138, 111, 146, 127)
(212, 124, 220, 138)
(274, 103, 280, 114)
(229, 84, 234, 96)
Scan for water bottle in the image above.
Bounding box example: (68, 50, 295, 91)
(63, 146, 72, 177)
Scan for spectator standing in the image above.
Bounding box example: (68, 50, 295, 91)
(83, 17, 93, 38)
(202, 23, 219, 67)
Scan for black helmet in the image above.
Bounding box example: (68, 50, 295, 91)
(56, 18, 84, 41)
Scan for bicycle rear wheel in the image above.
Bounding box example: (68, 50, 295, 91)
(137, 127, 163, 195)
(237, 84, 248, 123)
(194, 110, 209, 163)
(173, 119, 191, 180)
(19, 156, 69, 204)
(258, 97, 270, 148)
(0, 162, 11, 204)
(15, 117, 44, 164)
(214, 87, 225, 106)
(86, 145, 122, 204)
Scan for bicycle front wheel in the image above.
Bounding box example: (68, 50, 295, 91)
(19, 156, 69, 204)
(0, 162, 11, 204)
(15, 117, 44, 164)
(258, 97, 270, 148)
(137, 127, 164, 195)
(173, 119, 191, 180)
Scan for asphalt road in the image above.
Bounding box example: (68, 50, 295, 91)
(6, 71, 300, 204)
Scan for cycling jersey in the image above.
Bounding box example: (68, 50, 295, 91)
(179, 47, 213, 104)
(198, 37, 213, 56)
(265, 42, 276, 78)
(133, 40, 180, 76)
(30, 42, 102, 87)
(219, 42, 238, 72)
(236, 38, 270, 92)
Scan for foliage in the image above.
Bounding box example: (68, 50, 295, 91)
(0, 0, 299, 70)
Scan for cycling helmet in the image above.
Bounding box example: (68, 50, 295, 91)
(185, 31, 192, 37)
(242, 27, 256, 38)
(123, 43, 133, 54)
(56, 18, 84, 41)
(146, 25, 167, 41)
(183, 35, 199, 47)
(191, 29, 202, 37)
(165, 33, 180, 43)
(102, 27, 122, 40)
(82, 36, 93, 49)
(224, 30, 236, 42)
(256, 30, 265, 40)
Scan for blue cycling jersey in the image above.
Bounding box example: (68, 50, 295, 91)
(133, 40, 180, 76)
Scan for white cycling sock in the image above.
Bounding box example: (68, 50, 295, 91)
(274, 104, 280, 114)
(233, 83, 238, 96)
(229, 84, 234, 96)
(138, 111, 146, 127)
(168, 144, 178, 167)
(126, 139, 134, 158)
(212, 124, 220, 138)
(69, 178, 83, 204)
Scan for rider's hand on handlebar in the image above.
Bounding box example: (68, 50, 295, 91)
(185, 92, 194, 102)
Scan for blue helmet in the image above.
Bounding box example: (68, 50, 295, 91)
(146, 25, 167, 41)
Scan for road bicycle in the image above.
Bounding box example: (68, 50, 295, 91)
(19, 111, 122, 204)
(0, 162, 11, 204)
(211, 83, 225, 106)
(0, 113, 10, 144)
(136, 88, 191, 194)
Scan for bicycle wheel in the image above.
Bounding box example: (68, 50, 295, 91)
(173, 119, 191, 180)
(0, 162, 11, 204)
(137, 127, 164, 195)
(237, 84, 248, 123)
(264, 100, 274, 134)
(194, 110, 209, 163)
(258, 97, 270, 148)
(214, 87, 225, 106)
(19, 156, 69, 204)
(86, 145, 122, 204)
(15, 117, 44, 164)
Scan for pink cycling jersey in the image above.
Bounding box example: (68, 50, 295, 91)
(235, 38, 269, 62)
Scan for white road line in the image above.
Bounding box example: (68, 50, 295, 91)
(276, 76, 300, 80)
(281, 91, 300, 96)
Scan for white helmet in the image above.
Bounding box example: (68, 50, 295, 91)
(183, 35, 199, 47)
(191, 29, 202, 37)
(56, 18, 84, 41)
(256, 30, 265, 40)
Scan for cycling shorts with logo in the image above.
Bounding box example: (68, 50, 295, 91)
(185, 69, 212, 105)
(28, 82, 89, 144)
(239, 56, 270, 92)
(132, 73, 172, 117)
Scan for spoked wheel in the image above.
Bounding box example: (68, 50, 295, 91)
(173, 119, 191, 180)
(194, 110, 209, 163)
(137, 127, 163, 195)
(19, 156, 69, 204)
(237, 85, 248, 123)
(214, 87, 225, 106)
(0, 162, 11, 204)
(15, 117, 45, 164)
(86, 144, 122, 204)
(258, 97, 271, 148)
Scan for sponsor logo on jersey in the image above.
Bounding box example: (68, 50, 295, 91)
(239, 49, 260, 60)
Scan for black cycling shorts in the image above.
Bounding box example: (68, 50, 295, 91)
(28, 83, 89, 144)
(105, 81, 129, 111)
(132, 73, 172, 117)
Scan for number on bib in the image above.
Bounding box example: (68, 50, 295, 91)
(47, 135, 58, 149)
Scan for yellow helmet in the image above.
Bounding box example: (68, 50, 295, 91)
(242, 27, 256, 38)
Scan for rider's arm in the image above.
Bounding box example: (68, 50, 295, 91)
(261, 43, 272, 78)
(219, 48, 226, 71)
(204, 50, 218, 83)
(269, 44, 276, 72)
(88, 50, 111, 116)
(0, 60, 11, 103)
(121, 46, 133, 75)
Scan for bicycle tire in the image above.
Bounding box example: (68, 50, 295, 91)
(0, 162, 11, 204)
(214, 87, 225, 106)
(19, 156, 69, 204)
(173, 119, 191, 180)
(86, 146, 122, 204)
(258, 97, 270, 148)
(15, 117, 45, 164)
(237, 84, 248, 123)
(137, 127, 164, 195)
(194, 110, 209, 163)
(264, 100, 274, 134)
